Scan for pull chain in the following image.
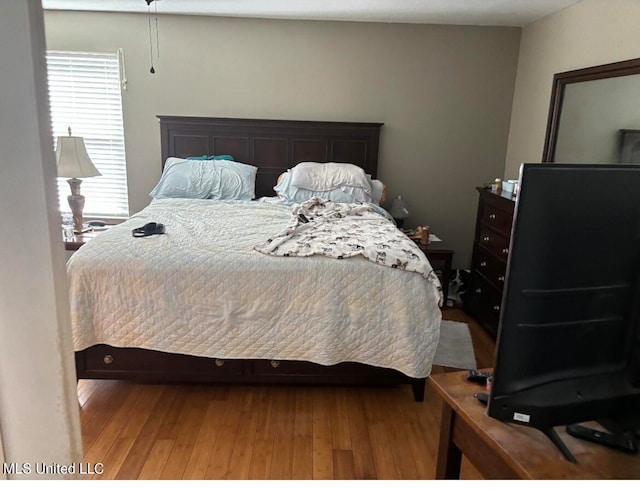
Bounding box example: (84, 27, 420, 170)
(155, 0, 160, 60)
(146, 0, 156, 74)
(148, 10, 154, 73)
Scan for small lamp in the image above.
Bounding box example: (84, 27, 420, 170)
(389, 195, 410, 228)
(56, 128, 101, 232)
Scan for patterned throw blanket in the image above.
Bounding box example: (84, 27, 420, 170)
(255, 198, 443, 303)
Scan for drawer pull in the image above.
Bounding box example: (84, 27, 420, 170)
(498, 275, 505, 282)
(489, 213, 496, 219)
(482, 236, 490, 242)
(493, 305, 500, 312)
(103, 354, 113, 365)
(480, 261, 487, 267)
(501, 247, 509, 255)
(214, 359, 225, 367)
(475, 288, 482, 294)
(270, 360, 280, 368)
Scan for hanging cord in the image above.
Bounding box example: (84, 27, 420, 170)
(155, 0, 160, 60)
(146, 0, 155, 73)
(118, 48, 127, 90)
(144, 0, 160, 74)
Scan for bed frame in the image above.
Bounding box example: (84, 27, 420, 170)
(75, 115, 427, 402)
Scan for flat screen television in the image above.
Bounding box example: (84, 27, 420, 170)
(487, 163, 640, 462)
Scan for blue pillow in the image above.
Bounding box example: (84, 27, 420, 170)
(151, 158, 257, 200)
(186, 154, 234, 161)
(210, 159, 257, 200)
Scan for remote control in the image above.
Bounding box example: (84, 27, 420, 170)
(566, 424, 638, 454)
(473, 392, 489, 405)
(467, 370, 492, 384)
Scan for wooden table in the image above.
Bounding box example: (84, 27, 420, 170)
(429, 370, 640, 479)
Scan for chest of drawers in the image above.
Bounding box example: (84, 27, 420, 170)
(464, 187, 515, 337)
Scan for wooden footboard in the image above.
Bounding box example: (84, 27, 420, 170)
(75, 345, 426, 402)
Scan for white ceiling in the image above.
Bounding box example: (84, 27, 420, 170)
(42, 0, 584, 27)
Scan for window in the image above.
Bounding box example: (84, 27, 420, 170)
(47, 51, 129, 218)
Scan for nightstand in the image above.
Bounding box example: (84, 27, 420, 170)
(63, 228, 109, 251)
(418, 241, 454, 305)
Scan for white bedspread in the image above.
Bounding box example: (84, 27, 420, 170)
(67, 198, 442, 378)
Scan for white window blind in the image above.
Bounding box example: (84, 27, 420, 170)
(47, 51, 129, 218)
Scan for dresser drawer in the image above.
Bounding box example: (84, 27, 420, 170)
(469, 272, 504, 319)
(476, 226, 510, 259)
(465, 293, 500, 338)
(248, 359, 392, 382)
(82, 344, 244, 375)
(473, 245, 507, 290)
(480, 202, 513, 235)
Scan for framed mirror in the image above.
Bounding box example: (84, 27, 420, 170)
(542, 57, 640, 163)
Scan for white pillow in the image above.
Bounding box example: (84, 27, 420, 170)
(369, 177, 385, 205)
(275, 171, 372, 204)
(290, 162, 371, 193)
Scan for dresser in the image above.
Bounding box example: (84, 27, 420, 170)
(465, 187, 516, 337)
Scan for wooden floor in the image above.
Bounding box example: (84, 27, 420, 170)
(77, 308, 495, 480)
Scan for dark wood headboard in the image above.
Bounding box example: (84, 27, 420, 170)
(158, 116, 383, 198)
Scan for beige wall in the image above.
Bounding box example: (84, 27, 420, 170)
(505, 0, 640, 179)
(44, 11, 520, 269)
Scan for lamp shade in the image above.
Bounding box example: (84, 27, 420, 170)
(56, 135, 101, 178)
(389, 195, 410, 219)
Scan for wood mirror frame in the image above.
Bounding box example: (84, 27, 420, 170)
(542, 57, 640, 162)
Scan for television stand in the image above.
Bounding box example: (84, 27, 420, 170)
(429, 370, 640, 479)
(542, 427, 577, 463)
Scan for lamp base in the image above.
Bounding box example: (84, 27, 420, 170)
(67, 178, 85, 232)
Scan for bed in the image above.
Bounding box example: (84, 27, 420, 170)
(70, 116, 442, 401)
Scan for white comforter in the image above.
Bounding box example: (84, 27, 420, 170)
(68, 198, 442, 378)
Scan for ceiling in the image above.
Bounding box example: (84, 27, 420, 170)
(41, 0, 584, 27)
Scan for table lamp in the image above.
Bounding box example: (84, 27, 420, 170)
(389, 195, 410, 228)
(56, 128, 101, 232)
